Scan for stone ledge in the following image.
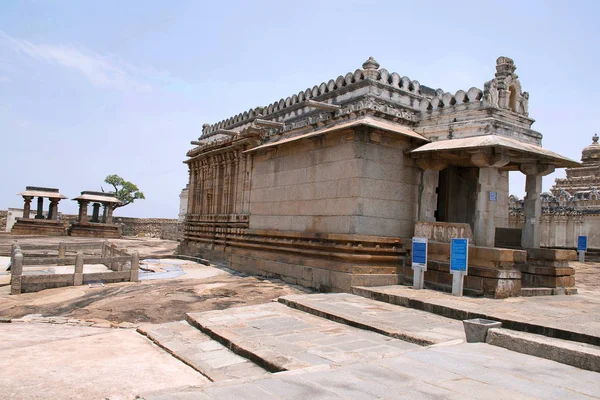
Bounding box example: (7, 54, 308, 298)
(351, 286, 600, 346)
(486, 328, 600, 373)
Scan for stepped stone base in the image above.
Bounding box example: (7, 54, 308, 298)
(11, 218, 66, 236)
(68, 223, 121, 238)
(517, 248, 577, 290)
(180, 230, 406, 292)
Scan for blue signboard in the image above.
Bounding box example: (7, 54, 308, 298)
(450, 238, 469, 273)
(577, 236, 588, 252)
(412, 237, 428, 269)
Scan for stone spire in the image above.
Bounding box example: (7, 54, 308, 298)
(582, 133, 600, 164)
(362, 56, 380, 79)
(495, 56, 517, 78)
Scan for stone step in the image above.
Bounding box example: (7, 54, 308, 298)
(137, 321, 269, 382)
(352, 285, 600, 346)
(186, 302, 420, 373)
(487, 328, 600, 373)
(278, 293, 465, 346)
(520, 287, 578, 296)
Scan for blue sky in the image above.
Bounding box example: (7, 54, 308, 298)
(1, 0, 598, 218)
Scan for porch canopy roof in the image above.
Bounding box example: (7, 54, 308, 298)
(411, 134, 580, 170)
(244, 116, 428, 153)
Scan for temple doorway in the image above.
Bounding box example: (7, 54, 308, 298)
(435, 166, 478, 229)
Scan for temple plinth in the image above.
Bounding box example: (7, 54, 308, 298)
(68, 191, 122, 238)
(11, 186, 68, 236)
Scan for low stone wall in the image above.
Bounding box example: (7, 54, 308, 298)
(1, 210, 179, 240)
(113, 216, 180, 239)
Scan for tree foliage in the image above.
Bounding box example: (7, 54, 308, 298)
(104, 174, 145, 209)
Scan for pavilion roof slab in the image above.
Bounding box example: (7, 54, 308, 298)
(72, 193, 122, 204)
(411, 134, 580, 168)
(18, 189, 68, 199)
(244, 116, 428, 153)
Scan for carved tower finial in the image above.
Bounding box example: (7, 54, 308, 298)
(593, 133, 599, 144)
(362, 56, 380, 70)
(495, 56, 517, 77)
(362, 57, 380, 80)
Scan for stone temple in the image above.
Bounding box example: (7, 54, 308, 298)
(180, 57, 580, 297)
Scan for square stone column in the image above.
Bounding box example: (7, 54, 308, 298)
(521, 174, 543, 249)
(22, 196, 32, 219)
(35, 197, 44, 219)
(48, 199, 59, 220)
(419, 170, 439, 222)
(102, 205, 108, 223)
(78, 201, 89, 224)
(473, 167, 500, 247)
(91, 203, 101, 223)
(106, 205, 115, 224)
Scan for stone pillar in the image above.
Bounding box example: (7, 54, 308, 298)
(91, 203, 101, 223)
(521, 174, 543, 249)
(418, 170, 439, 222)
(58, 242, 66, 266)
(130, 251, 139, 282)
(22, 196, 32, 218)
(78, 201, 89, 224)
(74, 251, 84, 286)
(35, 197, 44, 219)
(473, 167, 499, 247)
(48, 199, 59, 220)
(102, 205, 108, 223)
(106, 205, 115, 224)
(10, 250, 23, 295)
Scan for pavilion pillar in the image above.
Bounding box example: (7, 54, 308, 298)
(519, 163, 554, 249)
(521, 174, 543, 249)
(106, 205, 115, 224)
(78, 201, 89, 224)
(35, 197, 44, 219)
(48, 199, 59, 220)
(102, 205, 108, 223)
(91, 203, 101, 223)
(473, 167, 499, 247)
(22, 196, 32, 219)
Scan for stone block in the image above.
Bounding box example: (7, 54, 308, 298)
(526, 248, 577, 261)
(463, 318, 502, 343)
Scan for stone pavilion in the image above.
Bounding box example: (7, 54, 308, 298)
(11, 186, 68, 236)
(68, 191, 122, 238)
(180, 57, 579, 297)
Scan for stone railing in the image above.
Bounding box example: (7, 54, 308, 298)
(10, 241, 139, 294)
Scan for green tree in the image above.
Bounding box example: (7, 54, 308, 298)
(104, 174, 145, 209)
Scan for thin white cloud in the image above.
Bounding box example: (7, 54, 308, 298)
(0, 76, 10, 83)
(0, 31, 166, 91)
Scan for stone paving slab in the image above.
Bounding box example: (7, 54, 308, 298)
(0, 322, 208, 399)
(186, 302, 420, 372)
(353, 285, 600, 346)
(141, 342, 600, 399)
(138, 321, 269, 381)
(279, 293, 465, 345)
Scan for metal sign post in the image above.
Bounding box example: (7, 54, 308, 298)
(450, 238, 469, 296)
(577, 236, 588, 263)
(411, 237, 428, 289)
